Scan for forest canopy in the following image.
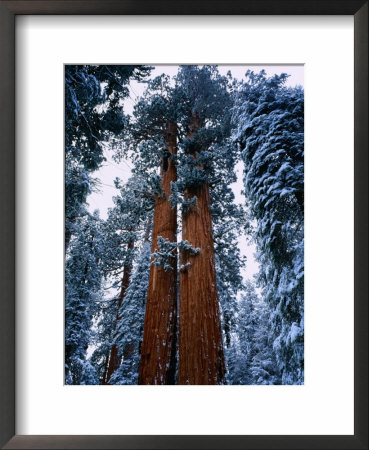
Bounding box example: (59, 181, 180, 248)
(65, 64, 304, 385)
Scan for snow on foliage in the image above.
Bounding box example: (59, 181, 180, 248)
(65, 65, 304, 385)
(232, 70, 304, 384)
(65, 211, 104, 384)
(109, 242, 151, 384)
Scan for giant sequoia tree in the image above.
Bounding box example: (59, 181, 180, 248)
(172, 66, 238, 384)
(119, 67, 243, 384)
(119, 75, 180, 384)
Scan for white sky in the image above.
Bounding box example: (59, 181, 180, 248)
(87, 65, 304, 284)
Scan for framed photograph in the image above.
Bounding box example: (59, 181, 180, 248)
(1, 1, 367, 449)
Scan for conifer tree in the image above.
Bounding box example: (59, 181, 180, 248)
(138, 122, 178, 384)
(118, 76, 180, 384)
(232, 70, 304, 384)
(103, 239, 134, 384)
(211, 183, 246, 353)
(172, 66, 236, 384)
(226, 282, 256, 385)
(121, 68, 242, 384)
(65, 64, 151, 249)
(65, 211, 103, 384)
(110, 227, 152, 384)
(250, 296, 281, 385)
(93, 176, 154, 384)
(227, 281, 280, 385)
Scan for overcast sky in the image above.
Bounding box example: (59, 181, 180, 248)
(87, 65, 304, 284)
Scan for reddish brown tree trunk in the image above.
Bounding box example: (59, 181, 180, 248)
(138, 122, 177, 385)
(178, 116, 226, 385)
(104, 239, 134, 384)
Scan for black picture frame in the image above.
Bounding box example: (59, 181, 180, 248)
(0, 1, 367, 449)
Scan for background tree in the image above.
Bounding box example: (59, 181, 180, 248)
(227, 281, 280, 385)
(250, 293, 281, 385)
(110, 236, 152, 385)
(65, 211, 103, 384)
(226, 281, 256, 385)
(90, 176, 154, 384)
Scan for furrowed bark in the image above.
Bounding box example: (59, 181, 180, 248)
(104, 239, 134, 384)
(179, 116, 226, 385)
(138, 122, 177, 385)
